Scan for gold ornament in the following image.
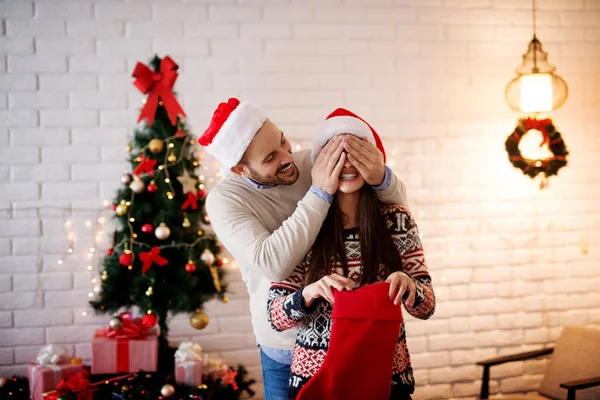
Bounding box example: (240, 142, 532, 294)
(146, 286, 153, 296)
(149, 138, 164, 154)
(167, 152, 177, 163)
(160, 384, 175, 398)
(182, 217, 191, 228)
(222, 295, 229, 303)
(109, 316, 123, 330)
(155, 223, 171, 240)
(209, 265, 222, 292)
(189, 310, 209, 330)
(126, 144, 132, 152)
(101, 270, 108, 281)
(116, 200, 128, 216)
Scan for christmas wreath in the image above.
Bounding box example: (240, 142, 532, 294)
(505, 117, 568, 179)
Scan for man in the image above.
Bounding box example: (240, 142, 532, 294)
(200, 98, 409, 400)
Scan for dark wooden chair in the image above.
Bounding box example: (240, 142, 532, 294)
(476, 325, 600, 400)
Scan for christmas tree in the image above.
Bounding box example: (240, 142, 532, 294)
(90, 55, 226, 342)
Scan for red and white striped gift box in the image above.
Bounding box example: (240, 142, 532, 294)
(91, 328, 158, 374)
(175, 359, 203, 387)
(28, 363, 84, 400)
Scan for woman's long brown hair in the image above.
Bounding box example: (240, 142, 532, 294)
(306, 184, 403, 286)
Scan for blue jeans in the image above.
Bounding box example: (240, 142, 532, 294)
(260, 347, 292, 400)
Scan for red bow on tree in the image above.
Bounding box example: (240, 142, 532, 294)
(133, 155, 157, 176)
(140, 246, 168, 273)
(181, 192, 198, 210)
(132, 56, 186, 126)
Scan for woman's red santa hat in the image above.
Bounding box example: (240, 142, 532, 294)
(312, 108, 386, 164)
(199, 97, 268, 171)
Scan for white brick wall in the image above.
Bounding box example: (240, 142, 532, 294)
(1, 0, 600, 398)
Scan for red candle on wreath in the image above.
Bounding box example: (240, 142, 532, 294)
(111, 204, 117, 211)
(147, 181, 158, 193)
(199, 189, 206, 198)
(141, 223, 153, 233)
(185, 260, 196, 273)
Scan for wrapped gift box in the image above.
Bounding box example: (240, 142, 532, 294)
(91, 327, 158, 374)
(28, 363, 84, 400)
(174, 342, 203, 386)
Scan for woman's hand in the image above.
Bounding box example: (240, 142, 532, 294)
(386, 271, 416, 307)
(302, 273, 353, 307)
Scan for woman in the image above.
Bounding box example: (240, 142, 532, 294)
(267, 108, 435, 400)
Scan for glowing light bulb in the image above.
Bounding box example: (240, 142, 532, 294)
(520, 73, 553, 113)
(295, 144, 302, 150)
(68, 248, 74, 254)
(87, 265, 93, 271)
(97, 217, 105, 224)
(129, 218, 135, 222)
(92, 278, 97, 284)
(57, 260, 63, 265)
(85, 221, 92, 228)
(65, 221, 72, 227)
(199, 175, 205, 180)
(169, 143, 175, 148)
(82, 311, 87, 316)
(88, 292, 94, 297)
(89, 248, 95, 253)
(103, 200, 110, 206)
(164, 178, 170, 183)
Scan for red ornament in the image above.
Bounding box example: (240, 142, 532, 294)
(185, 261, 196, 273)
(147, 181, 158, 193)
(111, 204, 117, 211)
(141, 313, 158, 328)
(106, 248, 114, 256)
(141, 223, 153, 233)
(199, 189, 206, 198)
(216, 258, 223, 267)
(175, 129, 185, 137)
(119, 252, 133, 267)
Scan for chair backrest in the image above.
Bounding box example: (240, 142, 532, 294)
(539, 325, 600, 400)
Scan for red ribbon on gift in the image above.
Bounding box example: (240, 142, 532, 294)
(140, 246, 168, 273)
(181, 192, 198, 210)
(104, 313, 149, 373)
(44, 372, 91, 399)
(132, 56, 186, 126)
(133, 155, 157, 177)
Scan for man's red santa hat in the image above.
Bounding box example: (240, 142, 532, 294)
(199, 98, 268, 171)
(312, 108, 387, 164)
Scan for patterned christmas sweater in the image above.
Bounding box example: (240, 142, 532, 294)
(267, 204, 435, 399)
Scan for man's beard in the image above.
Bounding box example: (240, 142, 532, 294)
(247, 162, 299, 186)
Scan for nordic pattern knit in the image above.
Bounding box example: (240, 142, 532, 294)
(267, 204, 435, 399)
